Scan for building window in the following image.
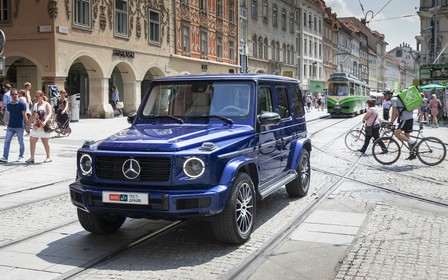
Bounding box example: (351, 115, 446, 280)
(272, 4, 278, 27)
(304, 38, 307, 55)
(271, 40, 276, 60)
(264, 37, 268, 59)
(217, 34, 223, 59)
(289, 12, 294, 33)
(229, 37, 235, 61)
(318, 19, 322, 33)
(73, 0, 90, 27)
(199, 0, 206, 11)
(149, 9, 160, 44)
(281, 8, 286, 30)
(253, 34, 258, 58)
(262, 0, 268, 23)
(217, 0, 223, 18)
(276, 41, 280, 61)
(303, 11, 307, 27)
(229, 0, 235, 23)
(182, 24, 190, 53)
(258, 36, 263, 59)
(201, 30, 208, 57)
(282, 43, 286, 63)
(115, 0, 128, 36)
(304, 64, 307, 77)
(314, 16, 317, 31)
(251, 0, 257, 18)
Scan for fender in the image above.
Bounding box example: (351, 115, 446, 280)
(219, 156, 258, 186)
(288, 137, 312, 169)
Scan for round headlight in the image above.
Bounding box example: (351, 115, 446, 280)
(183, 157, 205, 178)
(79, 154, 93, 175)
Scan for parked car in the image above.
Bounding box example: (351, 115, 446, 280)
(69, 74, 311, 244)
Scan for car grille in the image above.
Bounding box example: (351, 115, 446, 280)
(95, 156, 171, 182)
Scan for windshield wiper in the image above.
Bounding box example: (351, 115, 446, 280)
(189, 115, 234, 125)
(143, 115, 184, 124)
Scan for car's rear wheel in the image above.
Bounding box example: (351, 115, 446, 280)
(286, 150, 310, 197)
(213, 172, 255, 244)
(77, 208, 126, 234)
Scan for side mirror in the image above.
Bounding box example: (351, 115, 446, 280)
(127, 112, 137, 124)
(258, 112, 281, 126)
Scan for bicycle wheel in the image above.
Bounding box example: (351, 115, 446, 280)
(416, 137, 446, 166)
(372, 137, 401, 165)
(345, 129, 365, 151)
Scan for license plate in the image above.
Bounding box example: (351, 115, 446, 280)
(102, 191, 149, 205)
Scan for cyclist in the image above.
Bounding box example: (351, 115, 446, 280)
(390, 93, 417, 160)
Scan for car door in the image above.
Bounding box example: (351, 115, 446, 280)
(256, 84, 282, 185)
(273, 85, 291, 174)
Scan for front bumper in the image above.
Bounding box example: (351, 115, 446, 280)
(69, 180, 229, 219)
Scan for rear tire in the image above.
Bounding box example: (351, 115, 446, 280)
(286, 150, 310, 197)
(77, 208, 126, 234)
(213, 173, 255, 244)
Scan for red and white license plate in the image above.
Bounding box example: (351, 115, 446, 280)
(102, 191, 149, 205)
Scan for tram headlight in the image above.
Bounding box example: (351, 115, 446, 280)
(183, 157, 205, 178)
(79, 154, 93, 176)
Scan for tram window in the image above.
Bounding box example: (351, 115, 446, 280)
(276, 86, 290, 118)
(350, 83, 355, 96)
(355, 84, 360, 96)
(329, 84, 348, 96)
(291, 86, 304, 117)
(257, 86, 274, 114)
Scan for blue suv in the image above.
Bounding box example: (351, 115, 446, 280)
(69, 74, 311, 244)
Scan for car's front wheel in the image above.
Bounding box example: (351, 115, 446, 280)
(77, 208, 126, 234)
(213, 172, 256, 244)
(286, 149, 310, 197)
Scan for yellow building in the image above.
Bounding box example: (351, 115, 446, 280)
(1, 0, 238, 118)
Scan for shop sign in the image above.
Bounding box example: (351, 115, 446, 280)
(112, 49, 135, 58)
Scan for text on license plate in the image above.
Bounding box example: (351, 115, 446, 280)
(102, 191, 149, 205)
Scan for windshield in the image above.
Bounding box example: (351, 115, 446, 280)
(141, 81, 252, 120)
(328, 83, 349, 96)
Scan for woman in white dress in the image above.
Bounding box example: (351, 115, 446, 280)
(26, 90, 53, 163)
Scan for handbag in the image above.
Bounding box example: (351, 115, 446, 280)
(365, 114, 378, 137)
(43, 120, 57, 133)
(116, 101, 124, 109)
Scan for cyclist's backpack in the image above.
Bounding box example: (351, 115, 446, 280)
(397, 85, 423, 111)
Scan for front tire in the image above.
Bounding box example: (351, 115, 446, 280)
(213, 173, 255, 244)
(345, 129, 365, 151)
(286, 150, 310, 197)
(416, 137, 446, 166)
(77, 208, 126, 234)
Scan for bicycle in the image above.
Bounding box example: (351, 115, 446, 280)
(372, 121, 446, 166)
(345, 120, 393, 151)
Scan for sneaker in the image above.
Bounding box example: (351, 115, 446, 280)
(17, 157, 24, 162)
(406, 154, 417, 160)
(0, 157, 7, 163)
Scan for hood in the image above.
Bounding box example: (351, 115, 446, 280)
(97, 124, 254, 152)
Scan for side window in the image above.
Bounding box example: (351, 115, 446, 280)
(257, 86, 274, 115)
(276, 86, 290, 118)
(291, 86, 304, 117)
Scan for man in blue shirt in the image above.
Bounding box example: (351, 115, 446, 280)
(0, 88, 29, 163)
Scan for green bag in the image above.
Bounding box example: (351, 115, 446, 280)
(397, 86, 423, 111)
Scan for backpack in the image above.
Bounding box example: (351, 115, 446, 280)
(397, 86, 423, 111)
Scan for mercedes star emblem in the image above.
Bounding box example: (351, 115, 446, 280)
(122, 159, 141, 180)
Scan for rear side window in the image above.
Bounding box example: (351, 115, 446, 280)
(257, 86, 274, 114)
(291, 85, 304, 117)
(276, 86, 290, 118)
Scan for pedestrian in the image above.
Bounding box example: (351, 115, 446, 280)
(24, 82, 33, 109)
(358, 99, 387, 154)
(55, 89, 71, 137)
(427, 94, 442, 128)
(391, 92, 417, 160)
(305, 96, 311, 112)
(111, 85, 123, 117)
(382, 89, 393, 121)
(0, 88, 29, 163)
(26, 90, 53, 164)
(18, 89, 31, 135)
(418, 93, 429, 124)
(2, 83, 12, 126)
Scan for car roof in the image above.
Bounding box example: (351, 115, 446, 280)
(153, 74, 300, 84)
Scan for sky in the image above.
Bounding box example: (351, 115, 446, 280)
(326, 0, 421, 52)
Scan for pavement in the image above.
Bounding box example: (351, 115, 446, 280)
(1, 108, 447, 279)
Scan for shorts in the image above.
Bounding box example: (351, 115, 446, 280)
(420, 106, 428, 113)
(397, 118, 413, 133)
(30, 128, 52, 139)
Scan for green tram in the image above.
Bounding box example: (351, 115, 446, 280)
(327, 73, 370, 117)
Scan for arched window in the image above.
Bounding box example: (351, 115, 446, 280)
(264, 37, 268, 59)
(282, 43, 286, 63)
(253, 34, 258, 57)
(258, 36, 263, 58)
(281, 8, 286, 30)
